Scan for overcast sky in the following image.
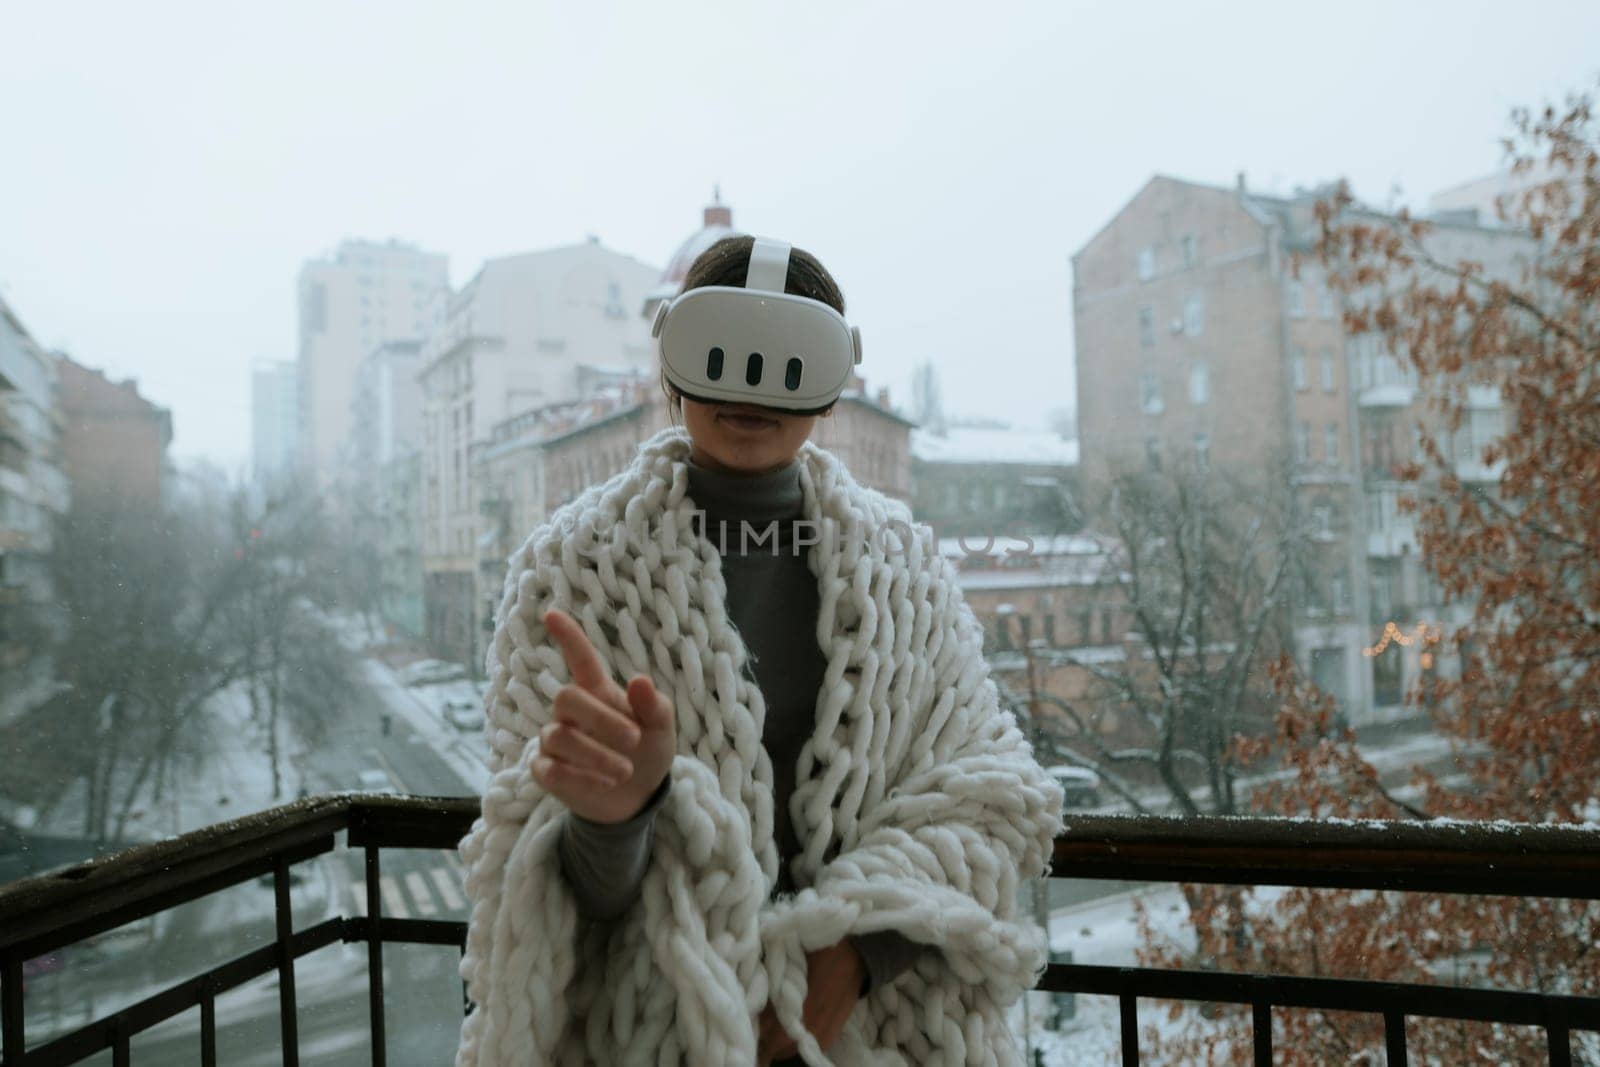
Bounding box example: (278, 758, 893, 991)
(3, 1, 1597, 474)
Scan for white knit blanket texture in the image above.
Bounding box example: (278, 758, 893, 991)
(456, 426, 1064, 1066)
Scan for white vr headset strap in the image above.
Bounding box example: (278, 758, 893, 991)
(745, 237, 791, 293)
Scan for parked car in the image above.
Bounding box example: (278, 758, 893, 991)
(1047, 765, 1103, 809)
(355, 767, 397, 794)
(443, 698, 482, 731)
(399, 659, 466, 686)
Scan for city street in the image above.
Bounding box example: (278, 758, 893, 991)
(20, 646, 483, 1066)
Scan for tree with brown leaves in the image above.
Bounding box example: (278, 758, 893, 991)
(1136, 87, 1600, 1064)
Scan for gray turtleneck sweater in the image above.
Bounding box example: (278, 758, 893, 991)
(555, 453, 924, 997)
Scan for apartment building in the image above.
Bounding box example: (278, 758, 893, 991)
(296, 239, 448, 488)
(418, 238, 661, 665)
(1072, 173, 1531, 724)
(0, 298, 70, 724)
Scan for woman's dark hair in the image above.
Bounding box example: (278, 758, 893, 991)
(660, 235, 846, 423)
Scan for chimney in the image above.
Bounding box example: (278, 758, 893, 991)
(704, 184, 732, 229)
(1236, 171, 1247, 193)
(876, 386, 890, 409)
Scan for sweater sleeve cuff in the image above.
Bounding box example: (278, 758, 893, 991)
(568, 773, 671, 836)
(849, 928, 925, 996)
(557, 775, 672, 921)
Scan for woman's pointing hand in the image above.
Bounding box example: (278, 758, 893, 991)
(531, 608, 676, 825)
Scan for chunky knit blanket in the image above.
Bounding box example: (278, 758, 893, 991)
(456, 425, 1063, 1066)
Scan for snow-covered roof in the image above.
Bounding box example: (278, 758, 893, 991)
(1358, 384, 1416, 408)
(938, 533, 1105, 559)
(911, 426, 1079, 466)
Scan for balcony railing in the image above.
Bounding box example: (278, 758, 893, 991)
(2, 796, 1597, 1066)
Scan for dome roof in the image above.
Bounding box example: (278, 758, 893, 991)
(643, 191, 738, 310)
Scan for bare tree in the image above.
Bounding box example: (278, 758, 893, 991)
(1014, 455, 1309, 817)
(4, 474, 365, 846)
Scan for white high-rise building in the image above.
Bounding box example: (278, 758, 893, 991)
(250, 358, 298, 489)
(418, 236, 660, 665)
(296, 239, 449, 487)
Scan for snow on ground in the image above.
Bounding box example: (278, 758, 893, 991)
(1027, 884, 1301, 1062)
(318, 608, 491, 794)
(356, 659, 489, 795)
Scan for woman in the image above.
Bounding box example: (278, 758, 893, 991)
(456, 237, 1063, 1066)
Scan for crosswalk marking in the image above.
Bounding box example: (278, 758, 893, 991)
(405, 872, 438, 915)
(379, 875, 410, 919)
(429, 867, 466, 911)
(442, 851, 466, 880)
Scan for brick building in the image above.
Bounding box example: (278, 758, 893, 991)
(1072, 173, 1531, 723)
(54, 356, 172, 507)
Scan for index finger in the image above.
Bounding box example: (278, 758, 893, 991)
(544, 608, 623, 701)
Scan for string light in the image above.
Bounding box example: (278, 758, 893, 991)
(1362, 621, 1442, 658)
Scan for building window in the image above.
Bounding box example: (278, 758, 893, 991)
(1138, 306, 1155, 347)
(1100, 606, 1115, 644)
(1145, 436, 1163, 472)
(1140, 372, 1163, 414)
(1043, 613, 1056, 646)
(1372, 644, 1402, 706)
(1292, 347, 1308, 391)
(1311, 647, 1347, 711)
(1183, 293, 1204, 336)
(1138, 246, 1156, 281)
(1181, 234, 1197, 268)
(1318, 284, 1336, 319)
(1320, 348, 1336, 392)
(1296, 421, 1311, 464)
(1077, 606, 1093, 645)
(1189, 362, 1209, 405)
(1367, 489, 1386, 533)
(1369, 559, 1395, 619)
(1286, 279, 1305, 316)
(1325, 423, 1340, 464)
(1194, 432, 1210, 470)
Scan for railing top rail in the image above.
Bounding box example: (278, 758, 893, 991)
(0, 794, 479, 958)
(1053, 812, 1600, 899)
(4, 797, 1599, 958)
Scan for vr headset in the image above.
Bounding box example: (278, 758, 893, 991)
(651, 236, 862, 416)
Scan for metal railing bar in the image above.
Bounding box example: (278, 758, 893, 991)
(1384, 1010, 1407, 1067)
(1118, 992, 1137, 1067)
(273, 860, 299, 1067)
(364, 844, 385, 1067)
(199, 982, 216, 1067)
(346, 801, 477, 852)
(348, 919, 466, 950)
(1252, 998, 1272, 1067)
(110, 1018, 127, 1067)
(2, 952, 23, 1065)
(1546, 999, 1572, 1067)
(4, 834, 336, 964)
(1053, 815, 1600, 902)
(13, 920, 345, 1067)
(1037, 963, 1600, 1030)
